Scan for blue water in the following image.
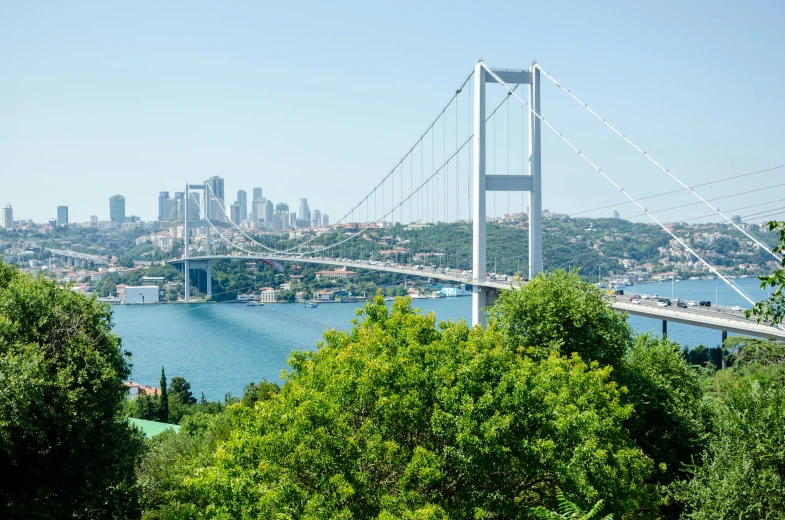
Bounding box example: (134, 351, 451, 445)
(112, 278, 772, 400)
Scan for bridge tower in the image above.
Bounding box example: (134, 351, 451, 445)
(472, 62, 542, 327)
(183, 182, 213, 301)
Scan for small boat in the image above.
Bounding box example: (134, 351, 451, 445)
(304, 302, 319, 308)
(246, 301, 264, 307)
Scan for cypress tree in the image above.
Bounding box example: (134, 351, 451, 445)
(159, 366, 169, 423)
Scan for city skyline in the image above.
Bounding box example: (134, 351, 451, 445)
(1, 3, 783, 225)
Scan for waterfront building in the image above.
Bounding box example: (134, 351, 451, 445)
(237, 190, 247, 224)
(122, 286, 159, 304)
(259, 287, 280, 302)
(312, 209, 321, 227)
(204, 176, 225, 222)
(315, 268, 356, 280)
(298, 198, 311, 222)
(109, 195, 125, 226)
(57, 205, 69, 226)
(158, 191, 169, 221)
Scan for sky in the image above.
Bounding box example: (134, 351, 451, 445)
(2, 0, 784, 225)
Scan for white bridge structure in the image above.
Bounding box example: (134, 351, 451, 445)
(169, 60, 785, 342)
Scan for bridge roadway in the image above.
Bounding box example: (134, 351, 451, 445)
(169, 254, 785, 340)
(47, 248, 107, 266)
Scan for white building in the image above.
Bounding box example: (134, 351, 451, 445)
(259, 288, 281, 302)
(123, 286, 159, 304)
(0, 204, 13, 229)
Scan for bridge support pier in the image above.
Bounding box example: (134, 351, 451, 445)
(662, 320, 667, 339)
(206, 259, 212, 299)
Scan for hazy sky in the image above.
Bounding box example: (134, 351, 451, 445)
(2, 1, 784, 224)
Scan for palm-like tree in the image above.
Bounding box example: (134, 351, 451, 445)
(530, 488, 613, 520)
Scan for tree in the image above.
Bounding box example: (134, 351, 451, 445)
(488, 269, 632, 370)
(531, 488, 614, 520)
(241, 379, 280, 408)
(179, 296, 657, 518)
(159, 366, 169, 423)
(672, 373, 785, 517)
(748, 220, 785, 325)
(0, 262, 144, 517)
(169, 376, 197, 406)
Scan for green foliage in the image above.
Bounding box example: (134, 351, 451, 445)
(618, 336, 709, 517)
(170, 376, 197, 405)
(241, 379, 280, 408)
(531, 488, 613, 519)
(160, 366, 169, 423)
(0, 262, 144, 517)
(488, 269, 632, 370)
(176, 296, 656, 518)
(672, 372, 785, 517)
(748, 220, 785, 324)
(138, 412, 235, 518)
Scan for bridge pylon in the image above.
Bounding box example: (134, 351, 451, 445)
(183, 182, 213, 302)
(471, 61, 541, 327)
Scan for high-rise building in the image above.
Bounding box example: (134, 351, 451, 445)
(289, 212, 297, 228)
(322, 214, 330, 226)
(164, 198, 178, 221)
(252, 199, 266, 225)
(57, 206, 69, 226)
(274, 202, 289, 232)
(312, 209, 321, 227)
(204, 176, 225, 221)
(298, 198, 311, 223)
(158, 191, 170, 221)
(253, 187, 263, 201)
(732, 215, 742, 224)
(230, 203, 241, 224)
(0, 204, 13, 229)
(237, 190, 247, 224)
(109, 195, 126, 226)
(612, 210, 620, 219)
(265, 200, 274, 226)
(173, 192, 186, 220)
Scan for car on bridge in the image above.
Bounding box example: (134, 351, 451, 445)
(731, 305, 743, 311)
(687, 300, 698, 306)
(699, 300, 712, 307)
(677, 301, 688, 308)
(631, 299, 640, 304)
(656, 301, 668, 307)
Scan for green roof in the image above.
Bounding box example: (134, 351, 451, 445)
(128, 418, 180, 437)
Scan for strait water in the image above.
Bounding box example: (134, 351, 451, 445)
(112, 278, 773, 400)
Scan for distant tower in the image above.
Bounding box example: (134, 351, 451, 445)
(613, 210, 620, 219)
(57, 206, 69, 226)
(0, 204, 13, 229)
(109, 195, 126, 226)
(158, 191, 170, 221)
(731, 215, 742, 224)
(312, 209, 321, 227)
(204, 176, 225, 221)
(265, 199, 274, 226)
(237, 190, 247, 224)
(322, 214, 329, 227)
(230, 203, 241, 224)
(298, 198, 311, 222)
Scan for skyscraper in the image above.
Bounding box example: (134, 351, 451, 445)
(265, 200, 274, 226)
(298, 198, 311, 222)
(174, 192, 186, 220)
(252, 198, 266, 225)
(322, 214, 329, 226)
(109, 195, 126, 226)
(204, 176, 225, 222)
(230, 203, 241, 224)
(57, 206, 69, 226)
(164, 198, 178, 221)
(253, 187, 263, 201)
(274, 202, 289, 232)
(0, 204, 13, 229)
(237, 190, 247, 224)
(312, 209, 321, 227)
(158, 191, 170, 221)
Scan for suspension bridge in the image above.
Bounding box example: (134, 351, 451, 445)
(169, 60, 785, 341)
